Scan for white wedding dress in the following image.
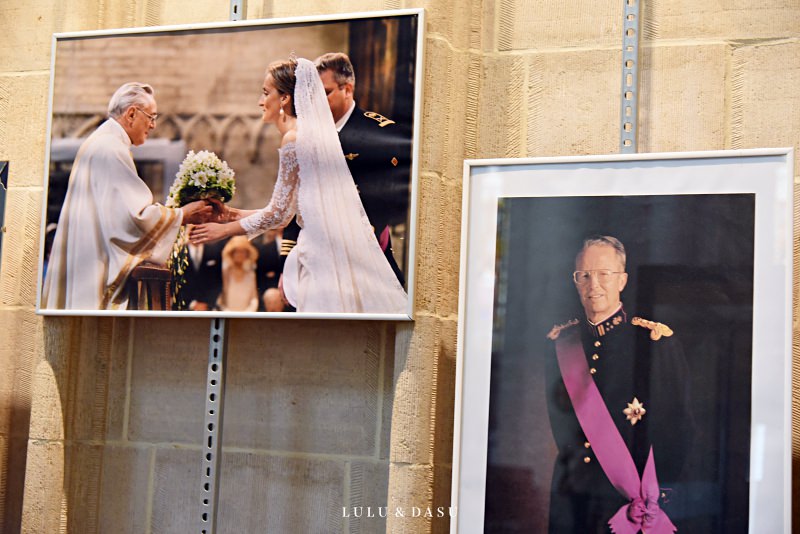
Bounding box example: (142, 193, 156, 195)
(238, 58, 408, 314)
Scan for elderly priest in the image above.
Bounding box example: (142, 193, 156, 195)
(42, 82, 212, 310)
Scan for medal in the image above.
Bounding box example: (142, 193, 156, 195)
(623, 397, 646, 425)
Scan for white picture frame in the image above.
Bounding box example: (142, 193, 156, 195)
(451, 149, 793, 533)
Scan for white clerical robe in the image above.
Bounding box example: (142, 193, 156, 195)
(42, 119, 183, 310)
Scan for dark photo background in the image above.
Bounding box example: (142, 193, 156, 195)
(484, 194, 754, 533)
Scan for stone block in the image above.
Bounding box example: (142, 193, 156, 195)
(222, 319, 386, 456)
(419, 39, 480, 180)
(0, 188, 44, 309)
(1, 435, 29, 533)
(128, 318, 210, 444)
(20, 440, 65, 534)
(62, 442, 105, 534)
(348, 460, 390, 534)
(431, 462, 455, 534)
(389, 315, 437, 466)
(62, 318, 118, 442)
(151, 447, 345, 534)
(379, 324, 396, 460)
(0, 309, 39, 438)
(478, 55, 527, 158)
(431, 317, 457, 466)
(643, 0, 800, 41)
(638, 44, 727, 153)
(105, 317, 133, 441)
(385, 462, 434, 534)
(0, 74, 50, 188)
(426, 0, 487, 51)
(413, 172, 462, 317)
(97, 445, 152, 534)
(493, 0, 619, 51)
(731, 41, 800, 174)
(526, 50, 619, 157)
(217, 451, 345, 534)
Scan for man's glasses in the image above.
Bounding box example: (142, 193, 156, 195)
(572, 269, 624, 285)
(135, 108, 159, 124)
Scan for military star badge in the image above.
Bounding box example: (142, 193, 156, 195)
(623, 397, 646, 426)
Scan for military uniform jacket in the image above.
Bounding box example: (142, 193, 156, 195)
(544, 307, 694, 533)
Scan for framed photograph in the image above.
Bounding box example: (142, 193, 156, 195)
(451, 149, 793, 533)
(36, 9, 423, 319)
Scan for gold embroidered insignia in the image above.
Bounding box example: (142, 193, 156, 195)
(345, 153, 359, 161)
(547, 318, 579, 340)
(364, 111, 396, 127)
(631, 317, 673, 340)
(391, 157, 398, 167)
(624, 397, 646, 425)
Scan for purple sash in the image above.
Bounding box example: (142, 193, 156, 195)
(555, 327, 677, 534)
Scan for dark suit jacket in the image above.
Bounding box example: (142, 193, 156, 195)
(180, 240, 225, 309)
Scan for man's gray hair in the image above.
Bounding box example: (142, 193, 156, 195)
(577, 235, 627, 270)
(107, 82, 155, 119)
(314, 52, 355, 86)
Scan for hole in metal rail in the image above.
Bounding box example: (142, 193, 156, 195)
(207, 453, 212, 461)
(626, 28, 635, 37)
(213, 334, 220, 343)
(625, 91, 633, 100)
(209, 409, 215, 415)
(211, 380, 217, 386)
(624, 122, 632, 132)
(211, 363, 218, 372)
(624, 139, 632, 146)
(627, 14, 635, 21)
(626, 60, 634, 68)
(210, 393, 216, 401)
(206, 467, 211, 476)
(208, 423, 214, 431)
(202, 513, 208, 521)
(208, 435, 213, 447)
(626, 73, 632, 86)
(204, 483, 210, 491)
(627, 46, 634, 52)
(213, 348, 218, 358)
(204, 499, 209, 505)
(626, 106, 632, 117)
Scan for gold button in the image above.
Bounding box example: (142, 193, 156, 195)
(590, 368, 597, 375)
(592, 354, 599, 360)
(584, 441, 591, 448)
(594, 341, 601, 347)
(584, 456, 591, 463)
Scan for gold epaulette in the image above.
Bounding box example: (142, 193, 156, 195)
(364, 111, 396, 127)
(280, 240, 296, 255)
(547, 318, 579, 340)
(631, 317, 673, 341)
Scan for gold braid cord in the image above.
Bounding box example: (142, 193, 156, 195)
(631, 317, 674, 341)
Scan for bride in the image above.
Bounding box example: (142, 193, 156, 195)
(190, 58, 408, 314)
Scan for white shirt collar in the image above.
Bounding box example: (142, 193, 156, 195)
(335, 101, 357, 132)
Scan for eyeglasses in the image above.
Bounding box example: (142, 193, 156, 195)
(572, 269, 625, 285)
(134, 108, 159, 124)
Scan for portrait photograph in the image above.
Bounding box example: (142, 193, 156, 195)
(36, 9, 423, 319)
(451, 150, 792, 533)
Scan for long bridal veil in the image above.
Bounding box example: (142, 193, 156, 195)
(289, 58, 408, 314)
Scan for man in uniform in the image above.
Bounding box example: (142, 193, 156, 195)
(545, 235, 694, 533)
(280, 52, 411, 295)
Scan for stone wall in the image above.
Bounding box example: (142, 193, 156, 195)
(1, 1, 798, 534)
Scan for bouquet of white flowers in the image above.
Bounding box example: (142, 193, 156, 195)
(165, 150, 236, 208)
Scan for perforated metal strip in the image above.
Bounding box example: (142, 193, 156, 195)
(200, 318, 229, 534)
(620, 0, 641, 153)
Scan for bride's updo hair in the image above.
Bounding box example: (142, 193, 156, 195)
(267, 59, 298, 117)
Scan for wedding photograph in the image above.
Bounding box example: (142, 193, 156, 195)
(451, 151, 792, 534)
(36, 10, 423, 318)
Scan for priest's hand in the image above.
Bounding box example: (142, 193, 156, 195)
(181, 200, 214, 225)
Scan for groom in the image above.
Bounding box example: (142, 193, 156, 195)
(280, 52, 411, 296)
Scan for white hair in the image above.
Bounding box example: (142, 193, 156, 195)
(107, 82, 155, 118)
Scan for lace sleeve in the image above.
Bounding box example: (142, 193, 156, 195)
(239, 143, 299, 238)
